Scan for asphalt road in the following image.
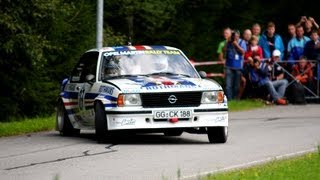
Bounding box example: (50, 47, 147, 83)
(0, 105, 320, 180)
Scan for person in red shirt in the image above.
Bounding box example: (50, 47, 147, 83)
(245, 35, 263, 63)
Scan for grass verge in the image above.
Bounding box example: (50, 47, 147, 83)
(228, 99, 267, 112)
(0, 116, 55, 137)
(0, 99, 265, 137)
(203, 151, 320, 180)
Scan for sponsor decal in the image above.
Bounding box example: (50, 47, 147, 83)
(145, 85, 197, 90)
(104, 50, 180, 57)
(127, 76, 197, 90)
(215, 115, 227, 123)
(99, 85, 114, 95)
(113, 118, 136, 126)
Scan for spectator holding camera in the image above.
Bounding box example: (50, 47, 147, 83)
(248, 50, 288, 105)
(297, 16, 319, 37)
(287, 25, 310, 66)
(259, 22, 285, 60)
(217, 27, 232, 62)
(223, 30, 247, 100)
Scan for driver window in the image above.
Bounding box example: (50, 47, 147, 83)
(70, 52, 99, 83)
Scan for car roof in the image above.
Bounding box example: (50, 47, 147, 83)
(86, 45, 179, 53)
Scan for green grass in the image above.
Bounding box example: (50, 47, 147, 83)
(0, 116, 55, 137)
(0, 100, 265, 137)
(228, 99, 267, 112)
(203, 151, 320, 180)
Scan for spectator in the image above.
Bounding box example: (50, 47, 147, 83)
(248, 50, 288, 105)
(243, 29, 252, 48)
(244, 35, 263, 62)
(223, 30, 247, 100)
(297, 16, 319, 37)
(283, 24, 296, 59)
(217, 27, 232, 62)
(304, 30, 320, 61)
(259, 22, 285, 60)
(252, 23, 261, 40)
(287, 25, 310, 66)
(304, 30, 320, 81)
(238, 29, 252, 99)
(292, 55, 313, 86)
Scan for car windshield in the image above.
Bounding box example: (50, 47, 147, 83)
(101, 50, 199, 79)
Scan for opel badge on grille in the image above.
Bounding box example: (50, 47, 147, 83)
(168, 95, 177, 104)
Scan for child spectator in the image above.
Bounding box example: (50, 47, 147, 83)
(292, 56, 313, 86)
(217, 27, 232, 62)
(287, 25, 310, 66)
(259, 22, 285, 60)
(304, 30, 320, 81)
(304, 30, 320, 61)
(251, 23, 261, 40)
(244, 35, 263, 62)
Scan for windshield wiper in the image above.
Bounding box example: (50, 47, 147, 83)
(146, 72, 191, 77)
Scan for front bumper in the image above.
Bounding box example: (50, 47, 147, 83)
(105, 105, 228, 130)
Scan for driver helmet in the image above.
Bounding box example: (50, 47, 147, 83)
(105, 61, 120, 77)
(154, 56, 169, 72)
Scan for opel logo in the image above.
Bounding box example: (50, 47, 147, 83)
(168, 95, 177, 104)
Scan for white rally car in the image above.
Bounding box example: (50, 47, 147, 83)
(56, 45, 228, 143)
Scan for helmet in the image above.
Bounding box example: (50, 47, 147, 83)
(105, 61, 120, 77)
(154, 57, 168, 72)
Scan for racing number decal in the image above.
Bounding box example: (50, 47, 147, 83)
(79, 88, 85, 110)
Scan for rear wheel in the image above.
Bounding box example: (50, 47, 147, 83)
(56, 101, 80, 136)
(95, 102, 110, 143)
(207, 127, 228, 143)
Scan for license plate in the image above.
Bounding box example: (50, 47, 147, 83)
(153, 110, 193, 119)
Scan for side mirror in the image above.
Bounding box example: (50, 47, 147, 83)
(198, 71, 207, 78)
(85, 74, 95, 85)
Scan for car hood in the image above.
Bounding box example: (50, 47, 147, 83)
(106, 76, 222, 93)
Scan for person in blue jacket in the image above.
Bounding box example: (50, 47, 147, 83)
(259, 22, 285, 61)
(223, 29, 247, 100)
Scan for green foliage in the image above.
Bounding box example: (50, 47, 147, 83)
(204, 152, 320, 180)
(1, 0, 320, 121)
(0, 116, 55, 137)
(228, 99, 266, 112)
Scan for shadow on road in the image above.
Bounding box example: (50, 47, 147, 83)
(48, 131, 210, 145)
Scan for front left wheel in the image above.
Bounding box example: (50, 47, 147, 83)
(95, 102, 110, 143)
(56, 101, 80, 136)
(207, 126, 228, 143)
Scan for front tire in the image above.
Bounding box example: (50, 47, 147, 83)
(95, 102, 109, 143)
(56, 101, 80, 136)
(207, 127, 228, 143)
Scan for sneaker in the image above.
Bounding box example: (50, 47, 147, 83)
(276, 98, 287, 105)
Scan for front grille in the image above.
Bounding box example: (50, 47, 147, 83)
(140, 92, 202, 108)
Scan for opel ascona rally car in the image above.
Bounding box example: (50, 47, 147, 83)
(56, 45, 228, 143)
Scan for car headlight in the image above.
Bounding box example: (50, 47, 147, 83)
(201, 91, 224, 104)
(117, 94, 142, 107)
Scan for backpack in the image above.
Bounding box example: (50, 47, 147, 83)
(289, 82, 306, 105)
